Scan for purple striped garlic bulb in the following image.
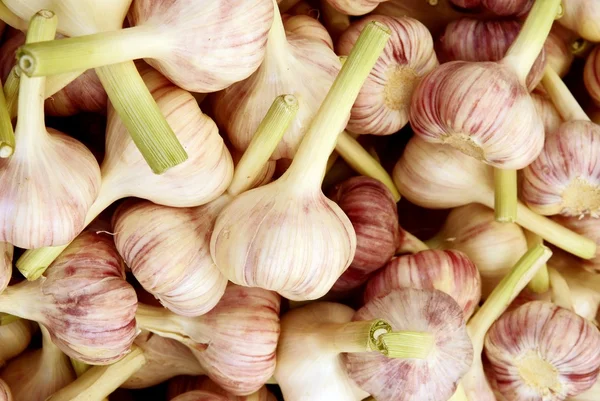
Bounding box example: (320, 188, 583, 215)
(485, 301, 600, 400)
(558, 0, 600, 42)
(167, 376, 276, 401)
(323, 0, 387, 16)
(585, 46, 600, 106)
(336, 15, 438, 135)
(438, 18, 545, 91)
(213, 2, 340, 160)
(328, 176, 401, 292)
(113, 196, 231, 317)
(364, 250, 481, 319)
(345, 288, 473, 401)
(0, 231, 138, 365)
(136, 284, 280, 395)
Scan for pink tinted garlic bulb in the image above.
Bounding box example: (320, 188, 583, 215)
(552, 259, 600, 323)
(532, 88, 563, 134)
(324, 0, 387, 16)
(0, 231, 138, 365)
(425, 203, 528, 298)
(485, 301, 600, 400)
(336, 15, 438, 135)
(558, 0, 600, 42)
(136, 284, 281, 395)
(328, 176, 401, 292)
(17, 66, 233, 280)
(544, 23, 576, 78)
(553, 215, 600, 272)
(168, 376, 276, 401)
(213, 2, 340, 160)
(364, 249, 481, 319)
(584, 46, 600, 106)
(0, 320, 36, 367)
(113, 197, 230, 316)
(0, 325, 75, 401)
(438, 18, 545, 91)
(282, 14, 334, 50)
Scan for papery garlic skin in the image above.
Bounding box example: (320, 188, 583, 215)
(482, 0, 533, 16)
(522, 121, 600, 218)
(211, 182, 356, 300)
(532, 89, 563, 134)
(410, 61, 544, 169)
(585, 46, 600, 106)
(438, 18, 545, 91)
(128, 0, 274, 92)
(364, 250, 481, 319)
(0, 243, 12, 294)
(0, 379, 11, 401)
(558, 0, 600, 42)
(345, 288, 473, 401)
(324, 0, 385, 16)
(545, 24, 575, 78)
(113, 198, 229, 317)
(275, 303, 370, 401)
(168, 376, 276, 401)
(329, 176, 400, 292)
(553, 258, 600, 322)
(485, 301, 600, 400)
(282, 15, 334, 50)
(213, 10, 340, 160)
(0, 320, 35, 367)
(122, 331, 205, 389)
(336, 15, 438, 136)
(553, 216, 600, 272)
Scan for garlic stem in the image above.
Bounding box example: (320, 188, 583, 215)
(0, 77, 14, 158)
(283, 21, 391, 190)
(335, 131, 401, 201)
(0, 2, 26, 30)
(541, 66, 590, 122)
(524, 230, 550, 293)
(228, 94, 299, 196)
(502, 0, 562, 83)
(135, 304, 189, 344)
(47, 346, 146, 401)
(493, 168, 517, 223)
(377, 331, 435, 359)
(319, 319, 392, 353)
(548, 267, 574, 310)
(3, 69, 19, 120)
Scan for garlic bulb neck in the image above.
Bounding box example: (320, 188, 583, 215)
(267, 0, 288, 54)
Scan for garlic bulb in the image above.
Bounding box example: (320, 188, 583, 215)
(409, 0, 559, 170)
(0, 319, 36, 367)
(168, 376, 276, 401)
(558, 0, 600, 42)
(213, 2, 340, 160)
(485, 301, 600, 400)
(532, 88, 563, 134)
(328, 176, 401, 292)
(210, 22, 390, 300)
(482, 0, 533, 15)
(0, 11, 101, 249)
(122, 331, 205, 389)
(136, 284, 281, 395)
(282, 14, 334, 50)
(552, 258, 600, 322)
(336, 15, 438, 136)
(364, 249, 481, 319)
(345, 288, 473, 401)
(553, 215, 600, 272)
(438, 18, 545, 91)
(324, 0, 387, 16)
(0, 380, 10, 401)
(17, 65, 233, 280)
(0, 325, 75, 401)
(0, 231, 138, 365)
(545, 23, 576, 78)
(392, 136, 596, 259)
(585, 46, 600, 106)
(113, 197, 230, 317)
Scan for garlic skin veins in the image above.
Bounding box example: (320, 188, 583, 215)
(485, 301, 600, 400)
(345, 288, 473, 401)
(113, 196, 230, 317)
(282, 14, 334, 50)
(522, 120, 600, 218)
(0, 325, 75, 401)
(0, 320, 36, 367)
(336, 15, 438, 136)
(364, 249, 481, 319)
(213, 3, 340, 160)
(274, 302, 370, 401)
(168, 376, 276, 401)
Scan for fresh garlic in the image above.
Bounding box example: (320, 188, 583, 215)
(136, 284, 281, 395)
(425, 203, 528, 298)
(328, 176, 401, 292)
(545, 23, 576, 78)
(0, 11, 101, 249)
(482, 0, 533, 15)
(168, 376, 276, 401)
(570, 375, 600, 401)
(0, 231, 137, 365)
(337, 15, 438, 136)
(17, 65, 233, 280)
(123, 331, 205, 389)
(282, 14, 334, 50)
(0, 380, 10, 401)
(438, 18, 545, 91)
(552, 215, 600, 272)
(0, 242, 12, 295)
(364, 249, 481, 319)
(213, 1, 340, 160)
(0, 325, 75, 401)
(0, 319, 36, 367)
(532, 88, 564, 134)
(392, 136, 596, 259)
(345, 288, 473, 401)
(585, 46, 600, 106)
(485, 301, 600, 400)
(323, 0, 387, 16)
(210, 22, 390, 300)
(558, 0, 600, 42)
(113, 197, 230, 317)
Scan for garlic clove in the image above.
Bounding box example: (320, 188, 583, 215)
(364, 249, 481, 319)
(585, 45, 600, 106)
(282, 14, 334, 50)
(328, 176, 401, 292)
(168, 376, 276, 401)
(0, 319, 36, 368)
(558, 0, 600, 42)
(337, 14, 438, 135)
(345, 288, 474, 401)
(113, 198, 230, 317)
(485, 301, 600, 400)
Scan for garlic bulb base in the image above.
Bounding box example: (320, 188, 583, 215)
(441, 133, 485, 161)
